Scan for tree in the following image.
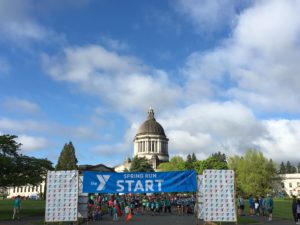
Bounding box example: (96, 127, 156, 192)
(129, 156, 154, 172)
(0, 134, 53, 188)
(211, 151, 227, 163)
(286, 161, 296, 173)
(228, 149, 278, 196)
(279, 162, 286, 174)
(185, 154, 194, 170)
(56, 142, 78, 170)
(158, 156, 186, 171)
(191, 153, 197, 162)
(193, 156, 228, 174)
(297, 162, 300, 173)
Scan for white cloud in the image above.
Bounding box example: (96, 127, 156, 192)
(159, 101, 265, 159)
(2, 98, 41, 115)
(42, 45, 181, 112)
(0, 0, 65, 46)
(34, 0, 300, 164)
(255, 119, 300, 163)
(0, 117, 47, 133)
(100, 36, 129, 52)
(174, 0, 251, 34)
(181, 0, 300, 113)
(17, 134, 49, 152)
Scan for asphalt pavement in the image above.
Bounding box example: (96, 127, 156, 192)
(0, 213, 297, 225)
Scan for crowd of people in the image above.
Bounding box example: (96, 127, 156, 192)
(237, 194, 274, 221)
(86, 194, 196, 221)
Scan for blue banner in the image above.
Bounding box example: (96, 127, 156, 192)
(83, 170, 196, 194)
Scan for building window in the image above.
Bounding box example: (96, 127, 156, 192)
(20, 187, 23, 192)
(13, 187, 15, 193)
(298, 190, 300, 195)
(24, 187, 27, 192)
(289, 183, 293, 188)
(297, 182, 300, 187)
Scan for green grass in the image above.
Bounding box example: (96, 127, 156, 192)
(0, 199, 45, 220)
(237, 216, 260, 224)
(240, 198, 293, 220)
(273, 198, 293, 220)
(0, 198, 295, 223)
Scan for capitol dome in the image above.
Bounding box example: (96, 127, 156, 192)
(136, 110, 166, 136)
(133, 108, 169, 169)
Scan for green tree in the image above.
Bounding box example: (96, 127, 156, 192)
(228, 149, 278, 196)
(286, 161, 296, 173)
(158, 156, 186, 171)
(129, 156, 154, 172)
(193, 156, 228, 174)
(211, 151, 227, 163)
(278, 162, 286, 174)
(56, 142, 78, 170)
(0, 134, 53, 188)
(185, 154, 194, 170)
(191, 152, 197, 162)
(297, 162, 300, 173)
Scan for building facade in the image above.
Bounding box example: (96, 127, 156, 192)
(6, 183, 45, 199)
(115, 108, 169, 171)
(133, 108, 169, 162)
(281, 173, 300, 197)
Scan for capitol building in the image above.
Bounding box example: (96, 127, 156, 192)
(115, 108, 169, 171)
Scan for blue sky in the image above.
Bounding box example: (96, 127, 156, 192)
(1, 0, 300, 166)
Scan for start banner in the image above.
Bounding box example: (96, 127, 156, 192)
(83, 170, 196, 194)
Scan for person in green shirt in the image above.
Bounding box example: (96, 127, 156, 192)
(164, 197, 171, 213)
(12, 195, 21, 220)
(265, 194, 274, 221)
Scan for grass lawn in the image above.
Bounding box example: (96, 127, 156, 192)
(241, 198, 293, 221)
(273, 198, 293, 220)
(0, 199, 45, 221)
(0, 198, 295, 224)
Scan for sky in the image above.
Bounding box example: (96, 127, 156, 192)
(1, 0, 300, 167)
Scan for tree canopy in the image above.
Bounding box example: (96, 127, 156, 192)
(129, 156, 154, 172)
(0, 134, 53, 188)
(278, 161, 298, 174)
(158, 152, 228, 173)
(55, 142, 78, 170)
(158, 156, 186, 171)
(228, 149, 278, 196)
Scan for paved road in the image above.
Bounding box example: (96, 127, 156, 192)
(0, 214, 297, 225)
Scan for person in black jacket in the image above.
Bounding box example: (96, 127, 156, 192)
(292, 195, 297, 223)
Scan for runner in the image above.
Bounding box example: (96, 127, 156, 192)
(12, 195, 21, 220)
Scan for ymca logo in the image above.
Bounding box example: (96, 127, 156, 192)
(96, 175, 110, 191)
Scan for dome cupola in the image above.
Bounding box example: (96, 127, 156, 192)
(133, 107, 169, 168)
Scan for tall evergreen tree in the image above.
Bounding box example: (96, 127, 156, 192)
(286, 161, 294, 173)
(185, 154, 194, 170)
(56, 142, 78, 170)
(279, 162, 286, 174)
(191, 152, 197, 162)
(211, 151, 227, 163)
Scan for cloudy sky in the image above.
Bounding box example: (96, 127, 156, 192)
(1, 0, 300, 166)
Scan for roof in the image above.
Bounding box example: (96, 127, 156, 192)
(136, 108, 166, 136)
(78, 164, 115, 172)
